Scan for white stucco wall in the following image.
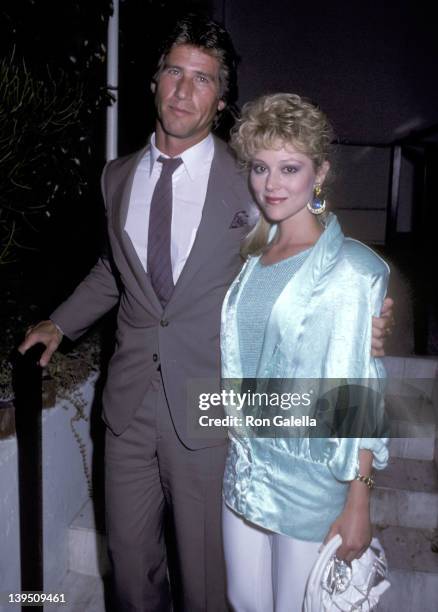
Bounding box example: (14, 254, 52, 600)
(0, 375, 97, 608)
(0, 436, 20, 597)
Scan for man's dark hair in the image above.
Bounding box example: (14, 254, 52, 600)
(154, 13, 239, 106)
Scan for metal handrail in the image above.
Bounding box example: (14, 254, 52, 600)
(12, 344, 44, 612)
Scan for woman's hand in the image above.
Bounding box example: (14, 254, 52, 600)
(371, 296, 395, 357)
(323, 492, 372, 562)
(324, 448, 374, 562)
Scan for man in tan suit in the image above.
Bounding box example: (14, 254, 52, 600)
(20, 14, 393, 612)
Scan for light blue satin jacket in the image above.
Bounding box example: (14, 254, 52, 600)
(221, 214, 390, 541)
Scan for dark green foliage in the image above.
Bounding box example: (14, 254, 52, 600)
(0, 0, 112, 264)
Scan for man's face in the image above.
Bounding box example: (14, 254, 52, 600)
(153, 44, 225, 149)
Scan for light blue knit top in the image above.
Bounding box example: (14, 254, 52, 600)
(237, 250, 311, 378)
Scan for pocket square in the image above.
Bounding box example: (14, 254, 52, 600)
(229, 210, 249, 229)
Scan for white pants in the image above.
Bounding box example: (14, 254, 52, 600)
(222, 503, 321, 612)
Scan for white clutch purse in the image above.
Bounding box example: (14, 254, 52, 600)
(303, 534, 390, 611)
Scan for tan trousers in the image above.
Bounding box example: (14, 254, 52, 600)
(105, 374, 228, 611)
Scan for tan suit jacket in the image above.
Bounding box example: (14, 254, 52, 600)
(51, 137, 254, 448)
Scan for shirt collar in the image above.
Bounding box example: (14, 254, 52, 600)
(149, 132, 214, 180)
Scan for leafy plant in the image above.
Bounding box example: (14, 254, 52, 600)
(0, 53, 109, 263)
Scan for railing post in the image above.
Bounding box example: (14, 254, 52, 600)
(12, 344, 44, 612)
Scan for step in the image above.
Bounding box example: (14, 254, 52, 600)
(68, 499, 110, 577)
(383, 355, 438, 382)
(371, 457, 438, 529)
(382, 355, 437, 462)
(375, 525, 438, 612)
(54, 570, 106, 612)
(389, 437, 436, 461)
(385, 391, 436, 461)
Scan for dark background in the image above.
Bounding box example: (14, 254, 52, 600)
(1, 0, 437, 354)
(118, 0, 438, 151)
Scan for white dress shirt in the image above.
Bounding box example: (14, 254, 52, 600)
(124, 133, 215, 283)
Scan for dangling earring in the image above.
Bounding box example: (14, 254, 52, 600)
(307, 184, 326, 215)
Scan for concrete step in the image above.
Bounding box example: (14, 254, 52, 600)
(54, 571, 106, 612)
(389, 437, 436, 461)
(385, 393, 436, 461)
(68, 499, 109, 578)
(382, 355, 438, 383)
(375, 525, 438, 612)
(372, 456, 438, 529)
(382, 355, 437, 462)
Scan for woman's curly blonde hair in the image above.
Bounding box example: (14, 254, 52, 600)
(230, 93, 334, 257)
(231, 93, 333, 169)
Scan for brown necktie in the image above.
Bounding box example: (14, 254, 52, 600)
(147, 156, 183, 308)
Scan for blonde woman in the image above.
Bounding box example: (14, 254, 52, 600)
(220, 93, 389, 611)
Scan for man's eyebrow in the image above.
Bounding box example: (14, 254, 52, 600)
(162, 61, 181, 70)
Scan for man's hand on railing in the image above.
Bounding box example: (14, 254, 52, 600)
(18, 320, 63, 367)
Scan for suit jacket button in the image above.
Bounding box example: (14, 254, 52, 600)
(153, 353, 158, 362)
(160, 319, 169, 327)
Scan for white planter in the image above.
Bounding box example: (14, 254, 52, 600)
(0, 374, 97, 607)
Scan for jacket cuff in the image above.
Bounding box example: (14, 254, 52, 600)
(359, 437, 389, 470)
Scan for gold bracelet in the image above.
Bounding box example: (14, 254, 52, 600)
(355, 473, 375, 489)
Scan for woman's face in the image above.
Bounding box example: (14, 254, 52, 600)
(249, 142, 329, 226)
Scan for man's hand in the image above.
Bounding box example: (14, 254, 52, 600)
(371, 297, 394, 357)
(18, 320, 63, 367)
